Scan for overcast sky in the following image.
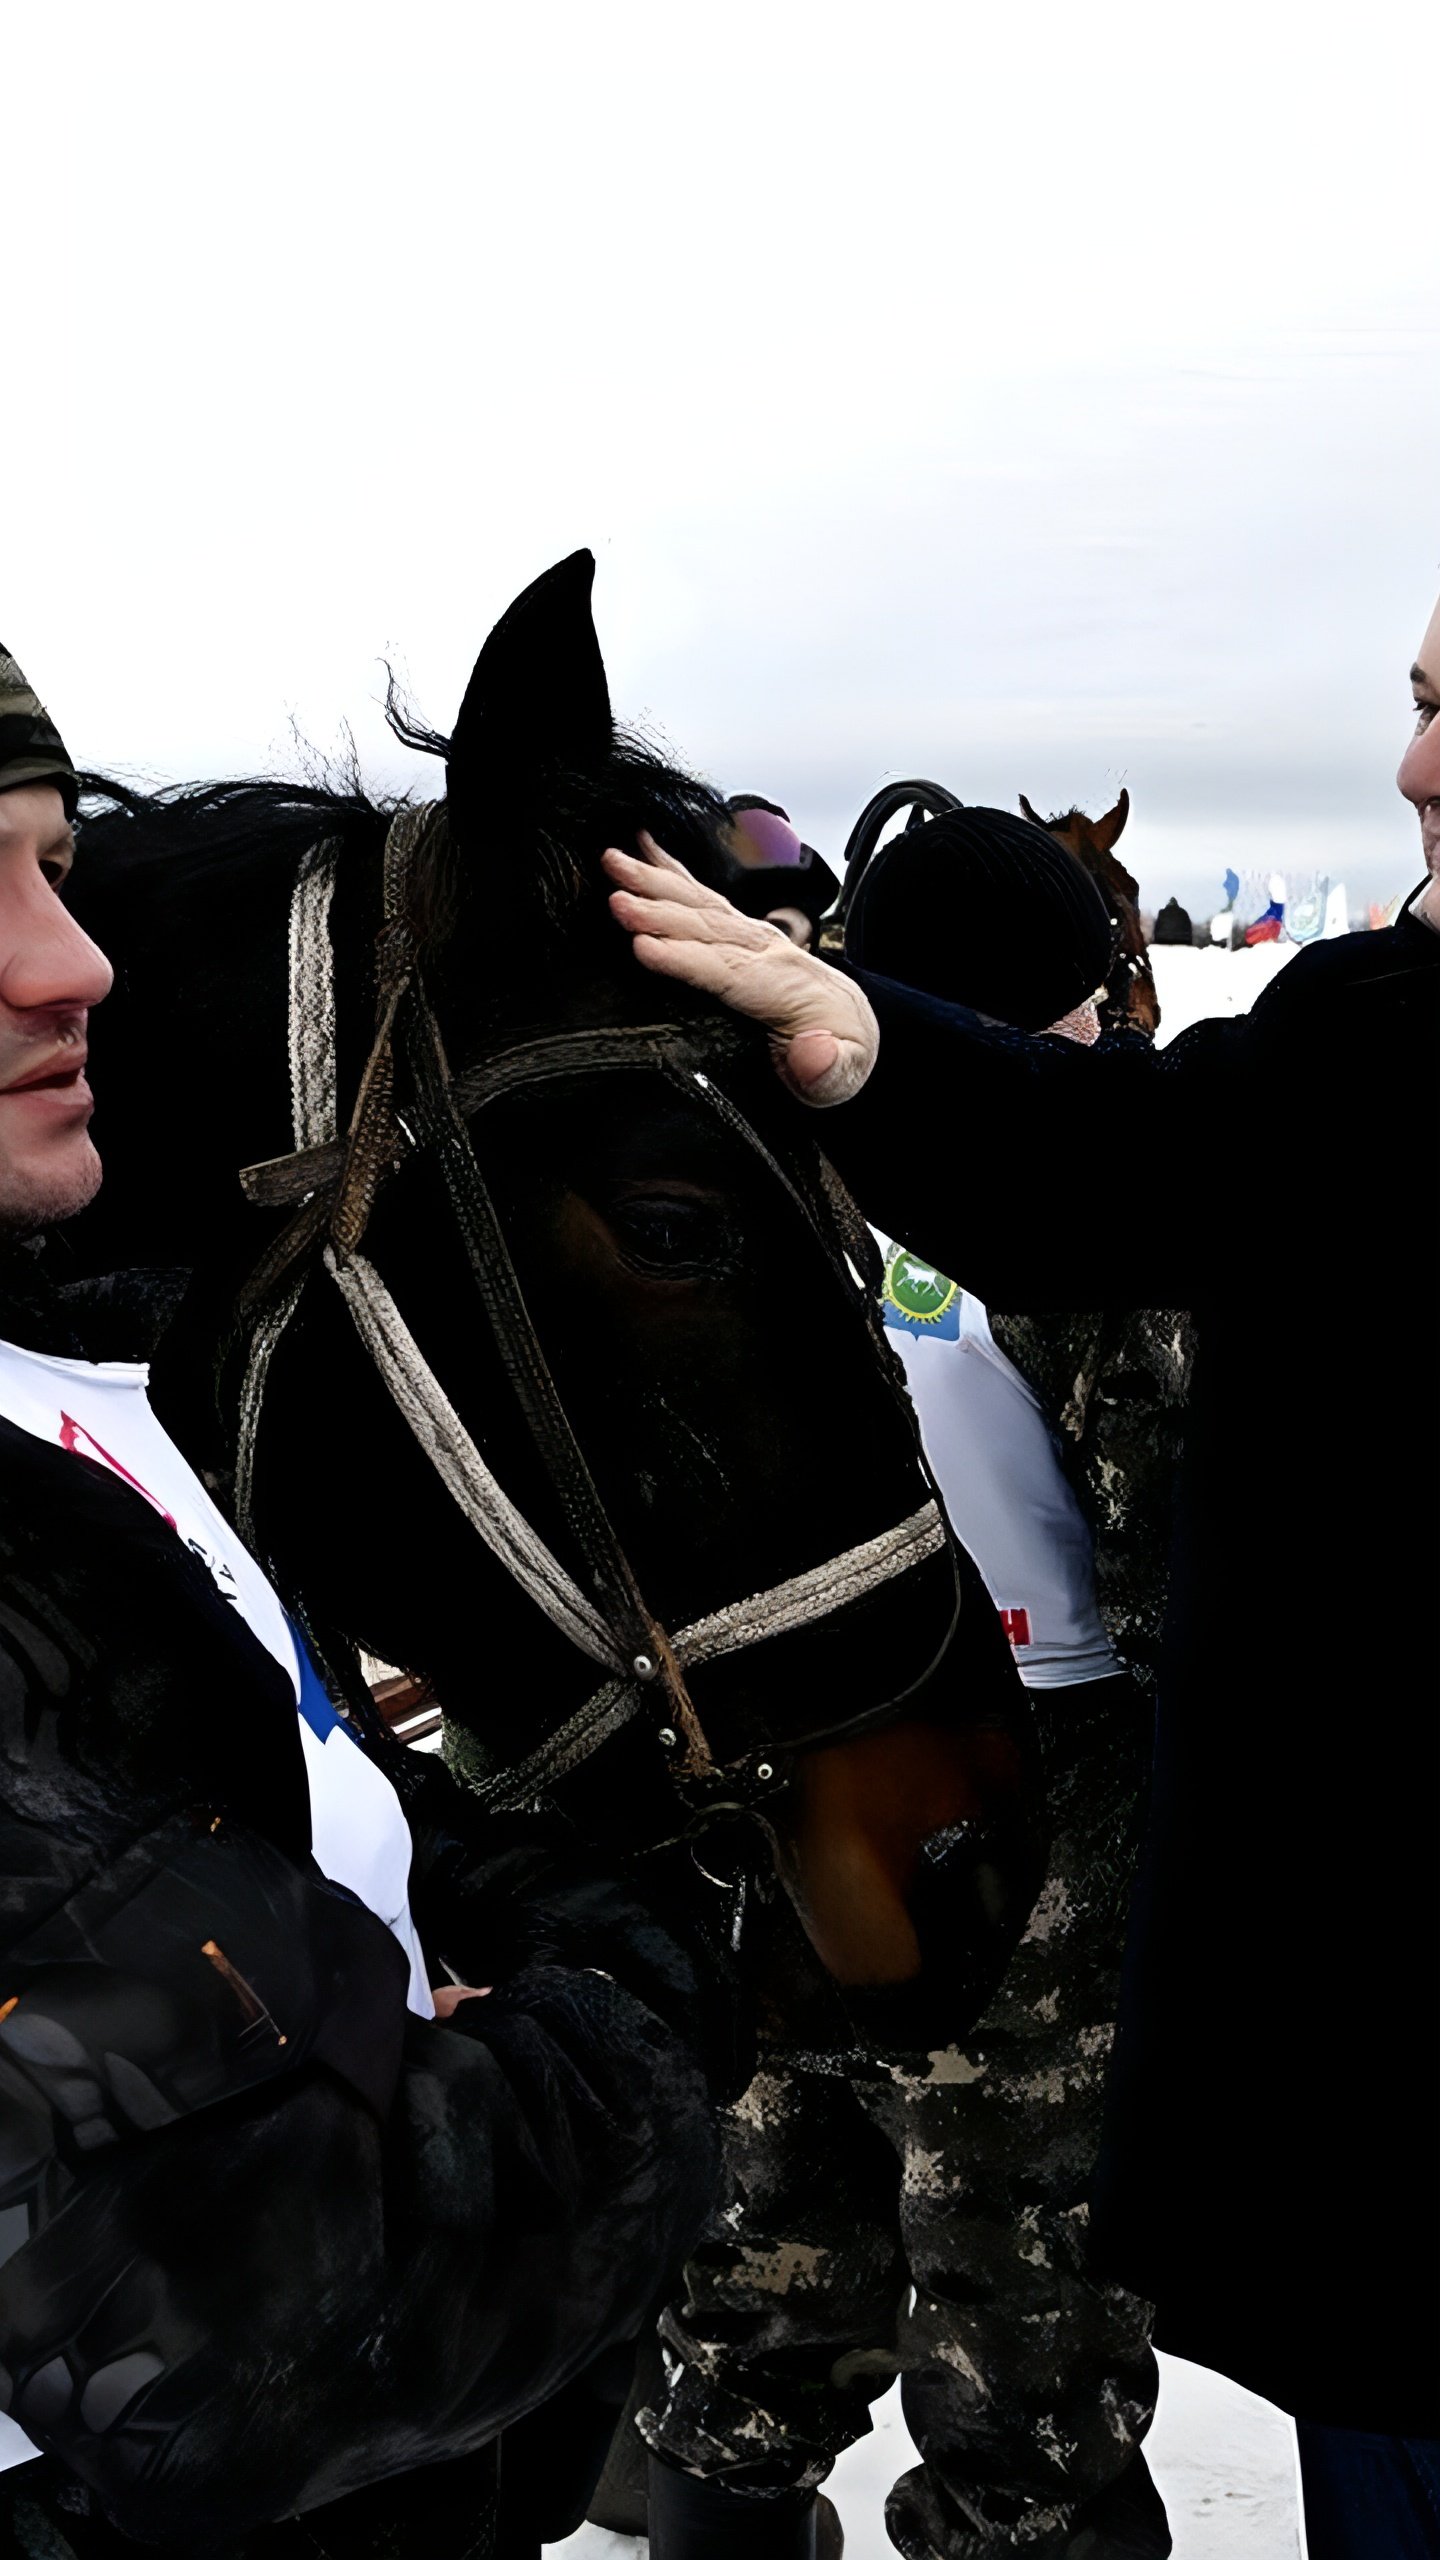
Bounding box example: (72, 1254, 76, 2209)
(9, 1, 1439, 912)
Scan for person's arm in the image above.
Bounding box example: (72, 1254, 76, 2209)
(823, 971, 1240, 1308)
(0, 1595, 733, 2542)
(0, 1942, 723, 2547)
(603, 840, 1242, 1309)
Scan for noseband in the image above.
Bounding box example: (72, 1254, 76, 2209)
(235, 805, 948, 1815)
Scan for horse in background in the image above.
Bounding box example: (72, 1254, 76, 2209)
(1018, 788, 1160, 1036)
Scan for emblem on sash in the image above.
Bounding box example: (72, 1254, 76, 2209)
(881, 1243, 962, 1339)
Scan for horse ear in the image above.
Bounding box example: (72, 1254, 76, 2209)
(1093, 788, 1130, 850)
(1018, 793, 1046, 828)
(446, 550, 613, 843)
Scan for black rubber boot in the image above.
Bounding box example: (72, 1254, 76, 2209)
(647, 2456, 827, 2560)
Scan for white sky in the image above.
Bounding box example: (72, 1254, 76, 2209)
(9, 0, 1440, 912)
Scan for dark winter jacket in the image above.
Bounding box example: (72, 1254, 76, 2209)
(0, 1321, 729, 2547)
(824, 906, 1440, 2431)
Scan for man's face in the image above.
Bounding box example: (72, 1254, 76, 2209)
(0, 785, 113, 1229)
(1398, 596, 1440, 878)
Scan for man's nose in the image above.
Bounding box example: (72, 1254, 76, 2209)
(1397, 721, 1440, 810)
(0, 880, 115, 1015)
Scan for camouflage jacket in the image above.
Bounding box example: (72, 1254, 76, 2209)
(988, 1305, 1194, 1701)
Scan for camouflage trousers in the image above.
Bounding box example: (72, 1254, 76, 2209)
(641, 1678, 1164, 2560)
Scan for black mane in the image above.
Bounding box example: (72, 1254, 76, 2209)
(75, 720, 734, 984)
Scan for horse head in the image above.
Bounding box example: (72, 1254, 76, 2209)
(70, 556, 1040, 2020)
(1018, 788, 1160, 1036)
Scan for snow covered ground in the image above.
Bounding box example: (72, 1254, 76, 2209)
(547, 2353, 1304, 2560)
(815, 2355, 1303, 2558)
(1147, 940, 1298, 1046)
(547, 942, 1318, 2560)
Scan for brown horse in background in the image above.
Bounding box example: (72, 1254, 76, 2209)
(1018, 788, 1160, 1036)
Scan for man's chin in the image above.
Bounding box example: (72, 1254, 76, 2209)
(0, 1139, 104, 1236)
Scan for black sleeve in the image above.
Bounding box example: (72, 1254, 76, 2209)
(819, 968, 1247, 1310)
(0, 1586, 414, 2172)
(0, 1961, 720, 2548)
(0, 1578, 731, 2544)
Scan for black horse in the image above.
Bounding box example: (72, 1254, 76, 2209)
(56, 556, 1040, 2554)
(69, 552, 1038, 2014)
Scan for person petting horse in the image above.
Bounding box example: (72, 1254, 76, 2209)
(632, 812, 1171, 2560)
(0, 644, 740, 2558)
(603, 592, 1440, 2560)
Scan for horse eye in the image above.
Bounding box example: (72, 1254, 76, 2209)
(609, 1194, 736, 1277)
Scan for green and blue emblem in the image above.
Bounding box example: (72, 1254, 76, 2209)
(881, 1241, 961, 1339)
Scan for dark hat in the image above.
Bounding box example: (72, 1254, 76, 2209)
(845, 804, 1113, 1032)
(0, 647, 78, 819)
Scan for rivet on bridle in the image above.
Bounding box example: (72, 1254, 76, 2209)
(692, 1071, 711, 1090)
(756, 1762, 774, 1783)
(657, 1725, 677, 1749)
(633, 1652, 656, 1680)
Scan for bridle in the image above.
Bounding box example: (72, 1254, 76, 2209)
(234, 804, 949, 1816)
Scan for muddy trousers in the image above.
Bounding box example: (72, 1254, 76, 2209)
(642, 1679, 1166, 2560)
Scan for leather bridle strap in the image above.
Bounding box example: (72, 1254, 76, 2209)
(451, 1500, 948, 1813)
(239, 805, 713, 1770)
(320, 1242, 626, 1671)
(235, 808, 948, 1795)
(396, 962, 692, 1690)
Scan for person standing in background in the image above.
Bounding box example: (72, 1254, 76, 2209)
(636, 812, 1175, 2560)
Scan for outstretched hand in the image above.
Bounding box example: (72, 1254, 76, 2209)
(604, 835, 879, 1106)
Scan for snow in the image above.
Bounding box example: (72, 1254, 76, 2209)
(815, 2356, 1303, 2559)
(547, 2354, 1304, 2559)
(1147, 941, 1299, 1047)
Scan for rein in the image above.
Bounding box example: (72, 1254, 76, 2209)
(234, 806, 946, 1811)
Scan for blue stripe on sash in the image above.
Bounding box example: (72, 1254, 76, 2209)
(290, 1623, 362, 1748)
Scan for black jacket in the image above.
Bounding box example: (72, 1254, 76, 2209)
(824, 910, 1440, 2431)
(0, 1355, 728, 2545)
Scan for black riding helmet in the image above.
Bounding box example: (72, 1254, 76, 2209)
(845, 804, 1113, 1033)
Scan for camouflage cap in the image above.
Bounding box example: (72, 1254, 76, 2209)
(0, 646, 78, 818)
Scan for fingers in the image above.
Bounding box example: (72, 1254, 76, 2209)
(603, 845, 720, 912)
(604, 835, 881, 1106)
(635, 829, 690, 875)
(779, 1034, 874, 1108)
(784, 1029, 844, 1092)
(629, 931, 784, 1015)
(608, 883, 776, 953)
(431, 1983, 493, 2019)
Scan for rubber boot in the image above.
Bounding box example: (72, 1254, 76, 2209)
(647, 2456, 827, 2560)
